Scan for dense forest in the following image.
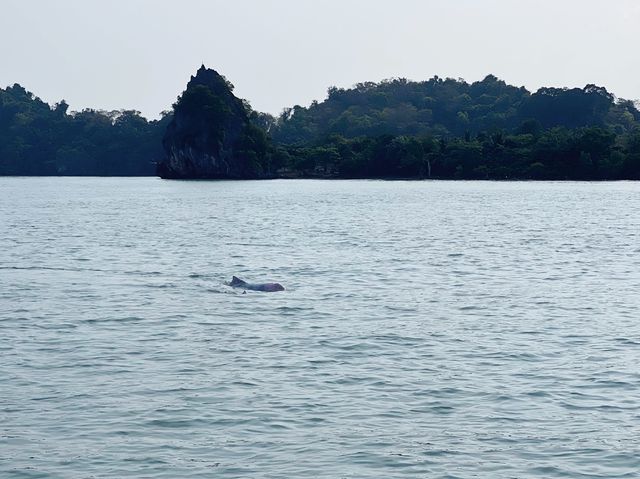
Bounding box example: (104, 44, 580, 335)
(1, 72, 640, 179)
(0, 84, 170, 175)
(269, 75, 640, 180)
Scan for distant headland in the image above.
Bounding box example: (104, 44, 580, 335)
(1, 66, 639, 180)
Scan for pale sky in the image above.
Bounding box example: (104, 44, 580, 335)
(1, 0, 638, 118)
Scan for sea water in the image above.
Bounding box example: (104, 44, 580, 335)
(1, 178, 639, 478)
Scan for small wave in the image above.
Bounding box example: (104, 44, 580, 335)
(82, 316, 143, 324)
(188, 272, 214, 279)
(125, 270, 164, 277)
(0, 265, 106, 273)
(143, 283, 177, 289)
(204, 287, 237, 294)
(275, 306, 312, 313)
(458, 305, 486, 311)
(146, 418, 205, 429)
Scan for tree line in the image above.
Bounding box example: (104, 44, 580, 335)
(0, 84, 170, 176)
(266, 75, 640, 180)
(1, 73, 639, 179)
(275, 127, 640, 180)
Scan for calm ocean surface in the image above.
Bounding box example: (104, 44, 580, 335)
(1, 178, 639, 478)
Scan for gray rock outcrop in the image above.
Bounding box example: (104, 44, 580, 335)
(158, 65, 269, 179)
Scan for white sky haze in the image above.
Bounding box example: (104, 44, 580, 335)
(1, 0, 638, 118)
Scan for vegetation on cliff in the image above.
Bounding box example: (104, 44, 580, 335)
(157, 66, 273, 179)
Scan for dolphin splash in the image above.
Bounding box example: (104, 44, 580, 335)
(226, 276, 285, 292)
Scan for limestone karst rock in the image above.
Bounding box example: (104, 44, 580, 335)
(158, 66, 270, 179)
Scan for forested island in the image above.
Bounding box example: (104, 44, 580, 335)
(2, 66, 639, 180)
(0, 84, 171, 176)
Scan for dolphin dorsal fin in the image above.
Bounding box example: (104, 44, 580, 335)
(230, 276, 245, 286)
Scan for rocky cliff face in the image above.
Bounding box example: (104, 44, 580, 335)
(158, 66, 270, 179)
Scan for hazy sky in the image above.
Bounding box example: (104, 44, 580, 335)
(1, 0, 638, 118)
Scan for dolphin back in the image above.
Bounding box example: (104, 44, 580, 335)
(248, 282, 285, 292)
(228, 276, 284, 292)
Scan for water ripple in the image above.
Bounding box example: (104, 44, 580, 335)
(1, 178, 639, 478)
